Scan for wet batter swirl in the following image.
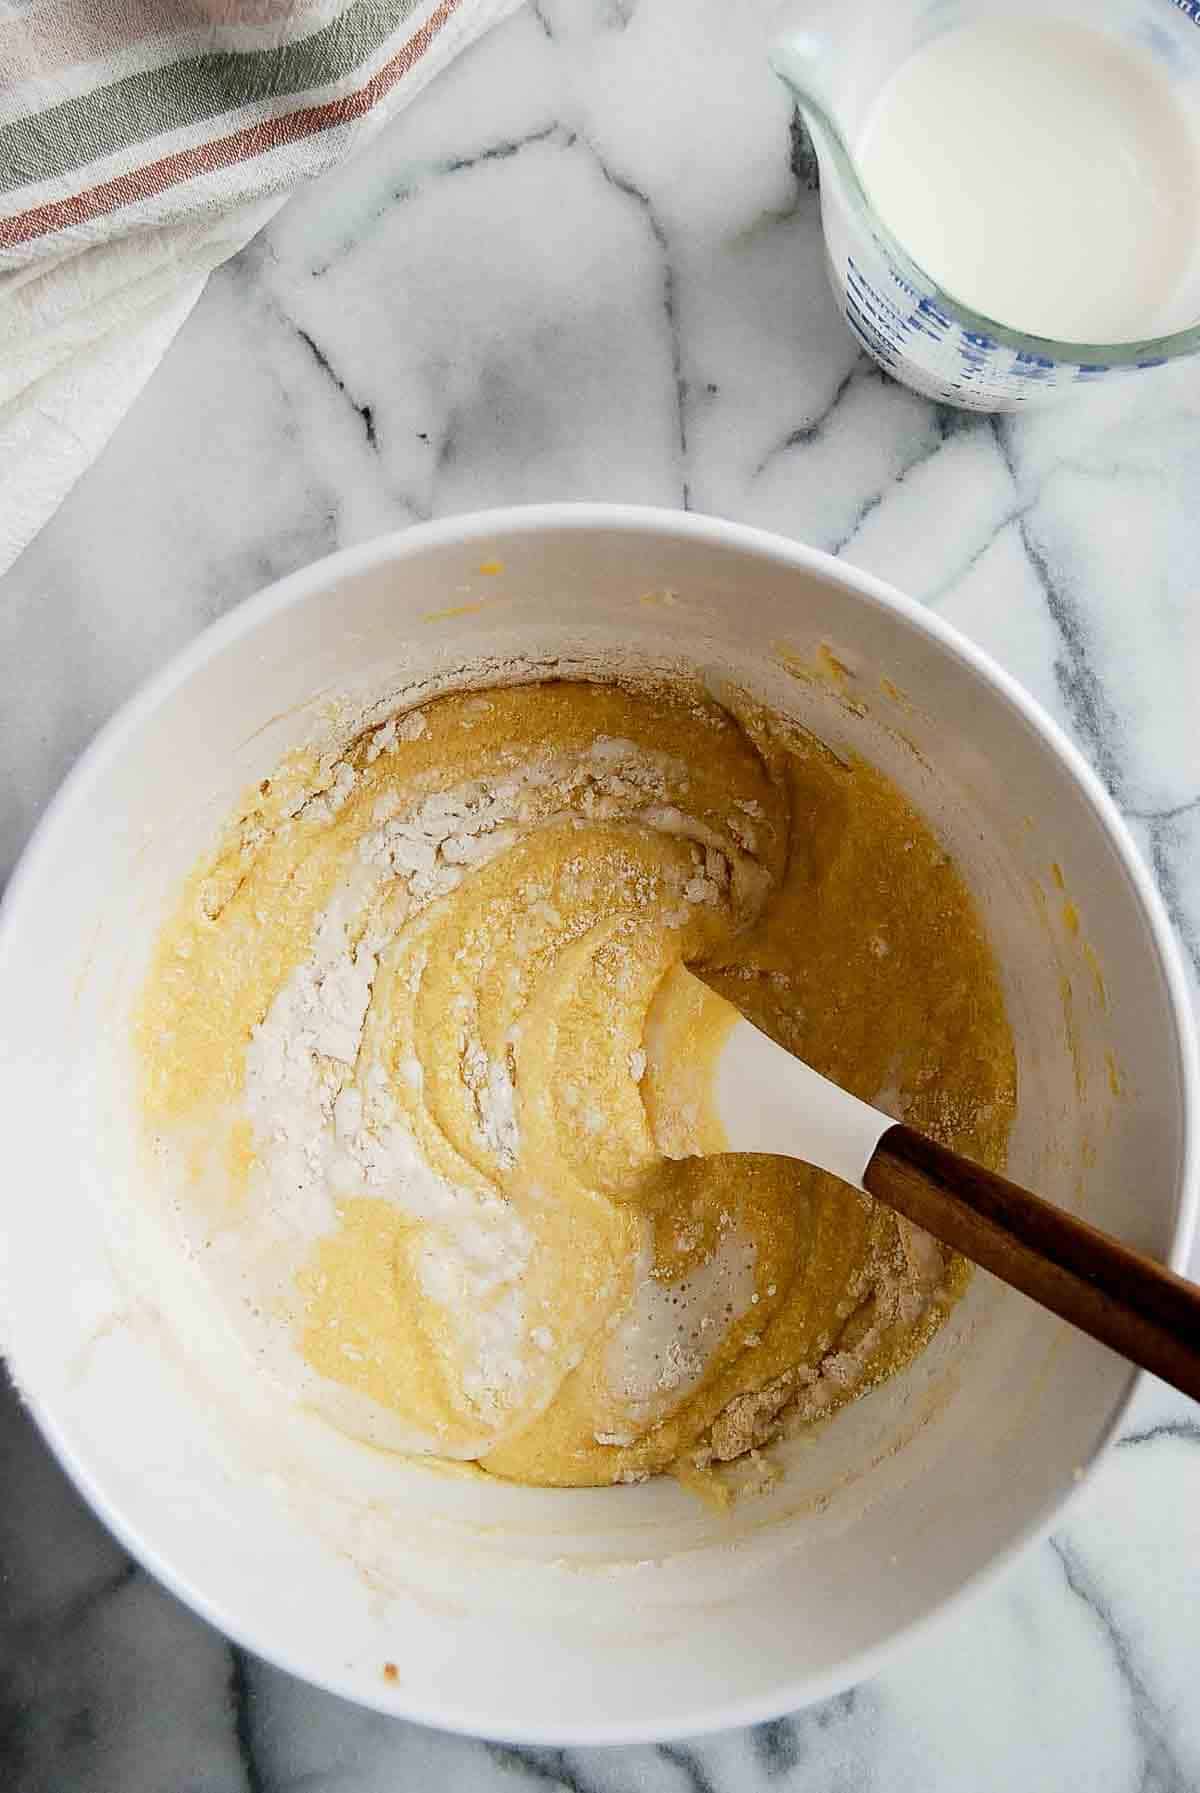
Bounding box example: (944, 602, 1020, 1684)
(137, 678, 1015, 1490)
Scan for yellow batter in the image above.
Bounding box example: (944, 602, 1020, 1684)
(136, 678, 1015, 1490)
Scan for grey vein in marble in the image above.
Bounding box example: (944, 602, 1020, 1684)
(1049, 1535, 1189, 1793)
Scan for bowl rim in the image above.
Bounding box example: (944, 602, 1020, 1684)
(2, 502, 1197, 1745)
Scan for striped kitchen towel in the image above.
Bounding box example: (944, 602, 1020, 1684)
(0, 0, 520, 573)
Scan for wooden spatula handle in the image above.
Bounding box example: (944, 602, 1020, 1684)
(864, 1123, 1200, 1403)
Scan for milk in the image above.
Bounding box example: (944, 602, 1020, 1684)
(856, 18, 1200, 343)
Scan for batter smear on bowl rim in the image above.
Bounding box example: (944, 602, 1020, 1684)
(136, 677, 1015, 1495)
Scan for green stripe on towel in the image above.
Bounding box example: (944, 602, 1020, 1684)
(0, 0, 421, 195)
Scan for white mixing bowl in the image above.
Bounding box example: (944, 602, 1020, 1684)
(0, 507, 1195, 1744)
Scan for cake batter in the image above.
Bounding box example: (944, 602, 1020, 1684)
(136, 677, 1015, 1489)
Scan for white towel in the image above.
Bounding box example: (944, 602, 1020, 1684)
(0, 0, 521, 573)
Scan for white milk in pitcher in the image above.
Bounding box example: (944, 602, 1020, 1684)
(856, 18, 1200, 342)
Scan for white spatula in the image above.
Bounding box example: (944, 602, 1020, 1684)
(654, 966, 1200, 1403)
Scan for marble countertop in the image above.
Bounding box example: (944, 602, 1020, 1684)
(3, 1, 1200, 1786)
